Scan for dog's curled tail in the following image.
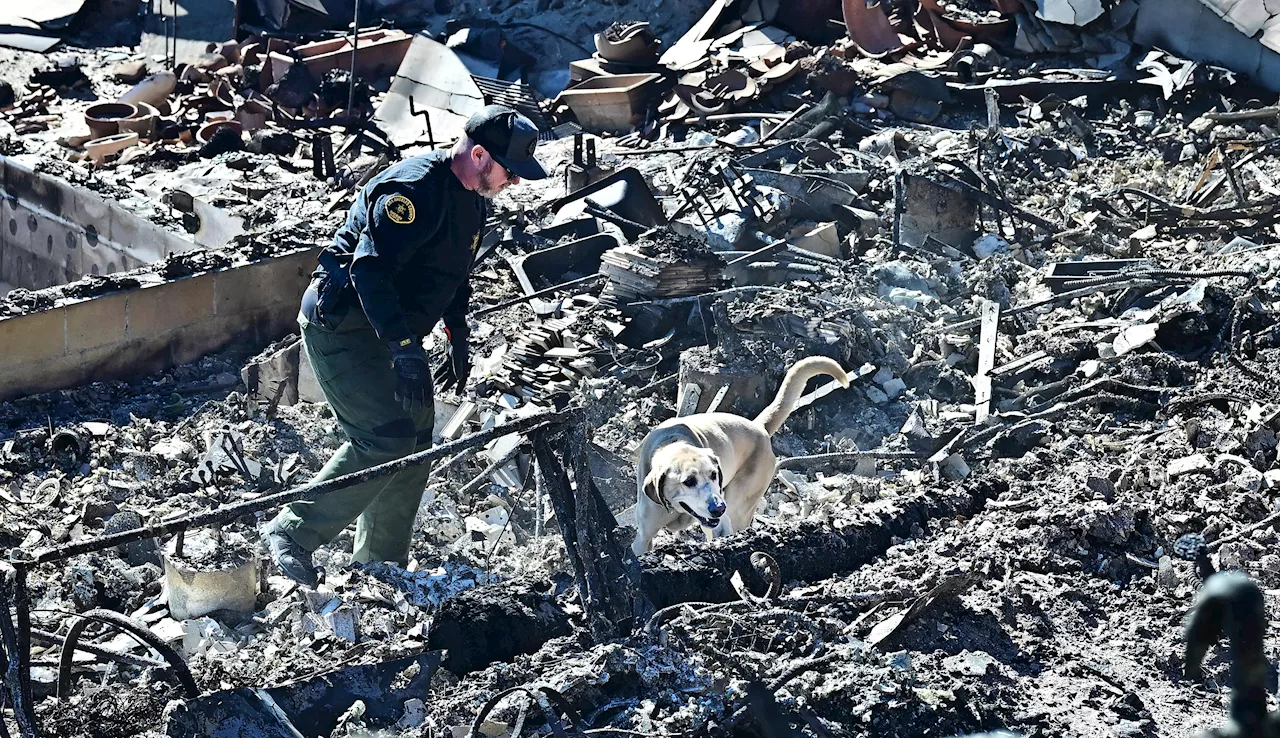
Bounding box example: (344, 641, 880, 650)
(755, 356, 849, 436)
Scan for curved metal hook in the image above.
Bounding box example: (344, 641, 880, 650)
(1185, 572, 1269, 733)
(57, 608, 198, 699)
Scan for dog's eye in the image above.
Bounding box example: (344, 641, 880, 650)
(684, 476, 697, 487)
(710, 469, 718, 479)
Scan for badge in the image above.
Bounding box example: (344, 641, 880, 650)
(470, 233, 480, 254)
(526, 139, 536, 156)
(385, 194, 416, 225)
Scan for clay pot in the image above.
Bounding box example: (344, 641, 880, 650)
(595, 23, 660, 65)
(236, 98, 271, 132)
(215, 39, 242, 64)
(84, 102, 137, 139)
(118, 70, 176, 109)
(919, 0, 1015, 48)
(117, 105, 156, 139)
(239, 41, 261, 66)
(85, 132, 139, 164)
(196, 119, 242, 145)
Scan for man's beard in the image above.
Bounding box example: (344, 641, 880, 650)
(476, 160, 505, 198)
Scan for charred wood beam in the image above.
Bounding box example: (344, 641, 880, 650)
(775, 450, 924, 472)
(428, 581, 573, 676)
(472, 274, 604, 318)
(532, 427, 652, 641)
(638, 481, 1001, 610)
(566, 426, 653, 637)
(424, 481, 1002, 678)
(0, 566, 36, 738)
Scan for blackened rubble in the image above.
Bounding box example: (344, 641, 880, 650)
(4, 0, 1280, 737)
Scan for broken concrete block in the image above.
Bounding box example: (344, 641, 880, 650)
(896, 174, 978, 251)
(151, 437, 195, 464)
(105, 510, 161, 567)
(1226, 0, 1271, 35)
(943, 650, 997, 676)
(1033, 0, 1104, 26)
(1157, 555, 1178, 590)
(792, 222, 842, 258)
(1232, 465, 1264, 492)
(324, 604, 360, 643)
(881, 377, 906, 399)
(397, 698, 428, 729)
(1167, 453, 1211, 478)
(865, 385, 890, 404)
(1082, 500, 1136, 544)
(1129, 224, 1157, 251)
(1112, 323, 1159, 357)
(939, 452, 970, 480)
(1264, 469, 1280, 488)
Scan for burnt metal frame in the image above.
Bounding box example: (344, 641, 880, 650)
(0, 409, 624, 738)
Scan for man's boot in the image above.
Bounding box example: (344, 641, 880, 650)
(263, 526, 319, 587)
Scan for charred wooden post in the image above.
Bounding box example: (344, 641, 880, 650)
(532, 425, 652, 641)
(0, 564, 37, 738)
(566, 425, 653, 636)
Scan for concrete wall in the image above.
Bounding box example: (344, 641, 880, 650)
(0, 155, 195, 291)
(0, 248, 319, 402)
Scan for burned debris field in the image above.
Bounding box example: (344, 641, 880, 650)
(4, 0, 1280, 737)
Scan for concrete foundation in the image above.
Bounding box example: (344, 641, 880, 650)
(0, 155, 196, 292)
(0, 248, 318, 402)
(0, 154, 318, 402)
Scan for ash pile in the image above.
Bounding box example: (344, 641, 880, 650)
(6, 0, 1280, 737)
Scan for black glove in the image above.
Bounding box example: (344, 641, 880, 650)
(433, 325, 471, 393)
(389, 338, 432, 413)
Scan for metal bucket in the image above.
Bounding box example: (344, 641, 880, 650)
(164, 534, 259, 621)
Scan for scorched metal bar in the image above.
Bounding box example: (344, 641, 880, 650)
(14, 410, 578, 566)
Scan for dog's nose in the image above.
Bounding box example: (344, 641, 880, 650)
(709, 499, 726, 516)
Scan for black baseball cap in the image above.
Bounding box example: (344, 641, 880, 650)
(464, 105, 548, 181)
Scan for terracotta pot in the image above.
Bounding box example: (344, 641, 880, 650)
(117, 109, 156, 139)
(197, 119, 242, 145)
(844, 0, 906, 53)
(236, 99, 270, 132)
(919, 0, 1015, 46)
(239, 39, 261, 66)
(118, 70, 176, 109)
(84, 102, 137, 139)
(119, 99, 158, 138)
(85, 132, 139, 164)
(594, 22, 660, 64)
(215, 39, 242, 64)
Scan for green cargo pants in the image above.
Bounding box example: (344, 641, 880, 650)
(266, 309, 434, 565)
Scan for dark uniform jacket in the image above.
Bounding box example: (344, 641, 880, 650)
(303, 150, 485, 346)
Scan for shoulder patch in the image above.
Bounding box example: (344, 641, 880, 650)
(384, 194, 416, 225)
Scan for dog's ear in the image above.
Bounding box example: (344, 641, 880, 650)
(643, 468, 669, 509)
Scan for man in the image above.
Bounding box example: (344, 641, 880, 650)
(262, 105, 548, 586)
